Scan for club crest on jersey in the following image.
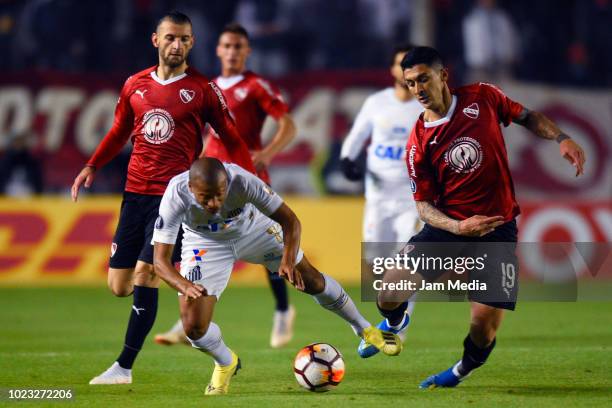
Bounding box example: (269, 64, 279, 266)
(179, 88, 195, 103)
(233, 87, 248, 101)
(444, 136, 483, 174)
(143, 108, 175, 144)
(463, 103, 479, 119)
(111, 242, 117, 257)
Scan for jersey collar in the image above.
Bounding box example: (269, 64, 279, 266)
(150, 69, 188, 85)
(423, 95, 457, 128)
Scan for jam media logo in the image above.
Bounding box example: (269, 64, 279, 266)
(463, 102, 479, 119)
(179, 88, 195, 103)
(186, 265, 202, 282)
(444, 136, 483, 174)
(233, 87, 248, 101)
(143, 108, 175, 144)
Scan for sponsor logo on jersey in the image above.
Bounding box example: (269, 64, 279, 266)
(154, 216, 164, 229)
(111, 242, 117, 257)
(142, 108, 175, 144)
(191, 249, 207, 262)
(444, 136, 483, 174)
(374, 144, 404, 160)
(408, 145, 417, 177)
(463, 103, 479, 119)
(209, 82, 228, 111)
(409, 177, 417, 193)
(186, 265, 202, 282)
(179, 88, 195, 103)
(233, 87, 248, 101)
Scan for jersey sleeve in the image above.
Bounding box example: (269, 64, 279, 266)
(480, 82, 524, 127)
(406, 125, 437, 201)
(234, 166, 283, 216)
(152, 178, 186, 245)
(203, 82, 257, 173)
(253, 78, 289, 120)
(340, 97, 374, 160)
(87, 78, 134, 169)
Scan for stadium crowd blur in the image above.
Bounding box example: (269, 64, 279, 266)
(0, 0, 610, 195)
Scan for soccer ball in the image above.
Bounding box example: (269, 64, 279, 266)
(293, 343, 345, 392)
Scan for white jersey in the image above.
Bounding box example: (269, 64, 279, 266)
(153, 163, 283, 245)
(340, 88, 422, 202)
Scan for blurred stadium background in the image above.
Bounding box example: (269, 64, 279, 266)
(0, 0, 609, 287)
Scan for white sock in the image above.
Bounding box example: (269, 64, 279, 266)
(313, 274, 370, 335)
(187, 322, 233, 366)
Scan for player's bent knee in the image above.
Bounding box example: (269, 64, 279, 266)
(107, 269, 134, 297)
(296, 256, 325, 294)
(134, 262, 160, 287)
(183, 319, 210, 340)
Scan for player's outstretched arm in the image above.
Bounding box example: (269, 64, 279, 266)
(513, 109, 586, 176)
(252, 113, 296, 171)
(415, 201, 505, 237)
(153, 241, 205, 300)
(269, 203, 305, 290)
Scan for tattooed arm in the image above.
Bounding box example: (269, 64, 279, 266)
(513, 109, 586, 176)
(415, 201, 505, 237)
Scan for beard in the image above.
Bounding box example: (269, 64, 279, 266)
(162, 53, 185, 68)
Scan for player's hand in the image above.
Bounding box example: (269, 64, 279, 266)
(180, 281, 206, 300)
(278, 262, 305, 291)
(71, 166, 96, 202)
(457, 215, 505, 237)
(340, 158, 363, 181)
(251, 151, 272, 172)
(560, 139, 586, 177)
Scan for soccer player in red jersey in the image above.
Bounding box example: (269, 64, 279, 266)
(155, 23, 298, 349)
(371, 46, 585, 388)
(70, 12, 255, 385)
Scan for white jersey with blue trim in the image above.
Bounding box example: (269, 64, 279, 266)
(153, 163, 283, 244)
(340, 87, 422, 202)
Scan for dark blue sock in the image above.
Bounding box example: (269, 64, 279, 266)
(117, 286, 158, 369)
(458, 335, 496, 376)
(377, 301, 408, 326)
(267, 269, 289, 312)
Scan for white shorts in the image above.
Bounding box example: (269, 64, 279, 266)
(179, 212, 304, 299)
(363, 199, 422, 261)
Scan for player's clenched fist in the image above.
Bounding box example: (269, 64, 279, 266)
(457, 215, 505, 237)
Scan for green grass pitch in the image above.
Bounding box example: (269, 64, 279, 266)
(1, 286, 611, 407)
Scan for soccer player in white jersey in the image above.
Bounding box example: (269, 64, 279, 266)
(340, 44, 423, 357)
(152, 158, 402, 395)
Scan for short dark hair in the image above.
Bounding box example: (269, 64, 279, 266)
(390, 43, 415, 66)
(400, 46, 444, 70)
(220, 23, 249, 40)
(157, 11, 192, 30)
